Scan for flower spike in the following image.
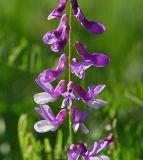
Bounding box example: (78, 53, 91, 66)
(34, 105, 67, 133)
(36, 54, 67, 83)
(72, 0, 105, 35)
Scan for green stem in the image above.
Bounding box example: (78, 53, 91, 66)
(68, 0, 74, 145)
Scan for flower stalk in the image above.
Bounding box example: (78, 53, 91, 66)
(68, 0, 74, 145)
(33, 0, 113, 159)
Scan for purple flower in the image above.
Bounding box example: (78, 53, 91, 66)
(71, 42, 110, 79)
(34, 80, 66, 104)
(35, 54, 67, 83)
(72, 106, 90, 134)
(34, 105, 67, 133)
(71, 58, 92, 79)
(48, 0, 67, 20)
(61, 81, 78, 109)
(75, 41, 110, 67)
(76, 84, 108, 109)
(43, 14, 69, 52)
(67, 144, 82, 160)
(72, 0, 105, 35)
(78, 134, 114, 160)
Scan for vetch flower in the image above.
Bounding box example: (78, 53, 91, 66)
(35, 54, 67, 83)
(34, 105, 67, 133)
(61, 81, 78, 109)
(72, 106, 90, 134)
(43, 14, 69, 52)
(34, 80, 66, 104)
(48, 0, 67, 20)
(71, 42, 110, 79)
(71, 58, 92, 79)
(72, 0, 105, 35)
(75, 41, 110, 67)
(67, 144, 82, 160)
(76, 84, 108, 109)
(78, 134, 114, 160)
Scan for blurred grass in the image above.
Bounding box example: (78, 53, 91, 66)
(0, 0, 143, 159)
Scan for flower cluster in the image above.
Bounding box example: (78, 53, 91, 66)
(34, 0, 113, 159)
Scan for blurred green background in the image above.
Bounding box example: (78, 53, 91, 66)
(0, 0, 143, 159)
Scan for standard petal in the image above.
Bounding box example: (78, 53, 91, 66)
(88, 85, 106, 98)
(34, 120, 57, 133)
(56, 54, 67, 71)
(34, 92, 56, 104)
(54, 80, 66, 94)
(48, 0, 67, 20)
(43, 30, 57, 45)
(35, 105, 56, 121)
(67, 145, 81, 160)
(75, 41, 89, 59)
(37, 54, 66, 83)
(35, 79, 54, 94)
(89, 140, 109, 156)
(56, 109, 67, 123)
(86, 99, 108, 109)
(76, 85, 90, 101)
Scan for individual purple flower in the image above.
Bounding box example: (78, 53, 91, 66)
(34, 80, 66, 104)
(43, 14, 69, 52)
(72, 106, 90, 134)
(34, 105, 67, 133)
(78, 134, 114, 160)
(76, 84, 108, 109)
(67, 144, 82, 160)
(71, 42, 110, 79)
(61, 81, 78, 109)
(72, 0, 105, 35)
(48, 0, 67, 20)
(71, 58, 92, 79)
(35, 54, 67, 83)
(75, 41, 110, 67)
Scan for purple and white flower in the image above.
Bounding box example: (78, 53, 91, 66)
(71, 41, 110, 79)
(76, 84, 108, 109)
(43, 14, 69, 52)
(67, 134, 114, 160)
(78, 134, 114, 160)
(34, 80, 66, 104)
(72, 106, 90, 134)
(34, 105, 67, 133)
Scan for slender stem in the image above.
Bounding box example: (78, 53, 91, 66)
(68, 0, 74, 145)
